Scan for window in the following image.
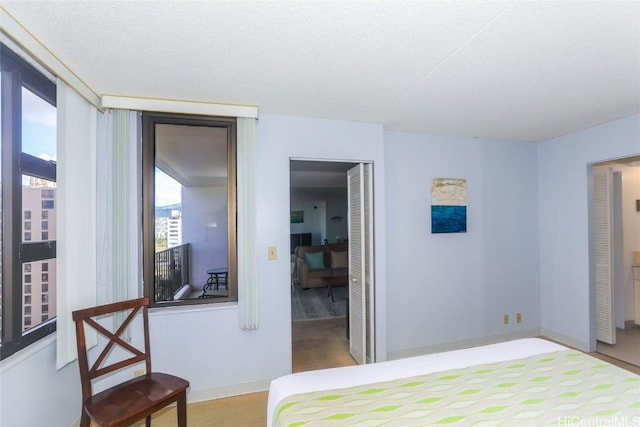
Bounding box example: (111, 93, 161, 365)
(42, 283, 48, 292)
(42, 221, 48, 230)
(41, 262, 48, 271)
(41, 231, 48, 241)
(41, 273, 48, 282)
(41, 315, 48, 322)
(1, 44, 57, 359)
(41, 294, 48, 303)
(41, 304, 48, 313)
(24, 296, 31, 304)
(41, 210, 48, 219)
(142, 112, 237, 306)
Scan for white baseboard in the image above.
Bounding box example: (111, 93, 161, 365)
(387, 329, 541, 360)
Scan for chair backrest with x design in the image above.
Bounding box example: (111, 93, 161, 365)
(74, 298, 150, 391)
(73, 297, 188, 427)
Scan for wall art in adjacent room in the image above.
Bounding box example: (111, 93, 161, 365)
(290, 210, 304, 223)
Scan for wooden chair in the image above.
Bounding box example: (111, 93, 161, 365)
(72, 297, 189, 427)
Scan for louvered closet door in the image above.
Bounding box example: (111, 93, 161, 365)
(362, 163, 374, 364)
(593, 167, 616, 345)
(347, 163, 375, 364)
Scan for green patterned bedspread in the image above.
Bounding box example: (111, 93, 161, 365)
(274, 350, 640, 426)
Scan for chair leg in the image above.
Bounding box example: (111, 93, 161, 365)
(177, 391, 187, 427)
(145, 415, 151, 427)
(79, 409, 90, 427)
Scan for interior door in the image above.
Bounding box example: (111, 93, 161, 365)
(347, 163, 375, 364)
(592, 166, 616, 345)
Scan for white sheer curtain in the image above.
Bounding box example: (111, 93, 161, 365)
(56, 79, 99, 369)
(237, 117, 258, 329)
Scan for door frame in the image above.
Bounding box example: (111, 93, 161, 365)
(289, 158, 376, 366)
(588, 158, 631, 353)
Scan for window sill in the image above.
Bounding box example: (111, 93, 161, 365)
(149, 301, 238, 317)
(0, 333, 56, 374)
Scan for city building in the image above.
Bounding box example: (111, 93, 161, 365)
(21, 181, 57, 332)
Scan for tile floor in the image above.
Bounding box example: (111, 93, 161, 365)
(596, 324, 640, 367)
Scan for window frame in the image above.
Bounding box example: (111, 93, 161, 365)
(1, 44, 57, 359)
(141, 112, 238, 307)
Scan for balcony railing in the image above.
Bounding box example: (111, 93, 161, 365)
(155, 243, 190, 302)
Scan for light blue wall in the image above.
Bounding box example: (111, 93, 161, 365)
(0, 114, 388, 427)
(0, 338, 81, 427)
(148, 114, 389, 399)
(257, 115, 388, 360)
(384, 132, 540, 356)
(538, 114, 640, 350)
(1, 110, 636, 426)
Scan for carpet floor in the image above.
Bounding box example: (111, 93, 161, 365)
(291, 283, 348, 321)
(123, 318, 352, 427)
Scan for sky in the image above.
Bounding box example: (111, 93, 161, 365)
(21, 86, 57, 161)
(155, 168, 181, 207)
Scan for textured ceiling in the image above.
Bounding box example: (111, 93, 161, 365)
(1, 0, 639, 142)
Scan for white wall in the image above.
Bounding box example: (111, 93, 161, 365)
(290, 187, 349, 245)
(384, 132, 540, 357)
(538, 114, 640, 350)
(289, 196, 326, 244)
(182, 186, 228, 288)
(325, 190, 349, 242)
(0, 338, 81, 427)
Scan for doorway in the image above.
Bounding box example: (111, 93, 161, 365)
(289, 159, 375, 372)
(590, 155, 640, 367)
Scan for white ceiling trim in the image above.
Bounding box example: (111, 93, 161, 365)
(0, 7, 101, 108)
(102, 95, 259, 118)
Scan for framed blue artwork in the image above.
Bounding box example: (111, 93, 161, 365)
(290, 210, 304, 223)
(431, 178, 467, 233)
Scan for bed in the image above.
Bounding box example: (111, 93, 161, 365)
(268, 338, 639, 426)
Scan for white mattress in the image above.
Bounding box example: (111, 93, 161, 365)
(267, 338, 568, 427)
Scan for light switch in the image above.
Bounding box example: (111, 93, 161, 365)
(268, 246, 277, 260)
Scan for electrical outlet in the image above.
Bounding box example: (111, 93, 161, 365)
(516, 313, 522, 323)
(133, 369, 144, 378)
(503, 314, 509, 325)
(268, 246, 277, 260)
